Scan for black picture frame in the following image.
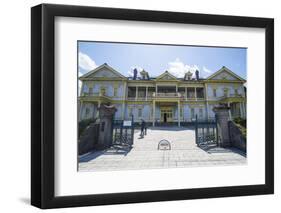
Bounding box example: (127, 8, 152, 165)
(31, 3, 274, 209)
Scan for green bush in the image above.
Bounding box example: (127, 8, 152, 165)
(233, 117, 247, 138)
(79, 118, 95, 137)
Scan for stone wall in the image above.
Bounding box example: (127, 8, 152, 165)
(228, 121, 246, 152)
(78, 123, 99, 155)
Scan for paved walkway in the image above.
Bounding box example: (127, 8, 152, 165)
(79, 127, 246, 172)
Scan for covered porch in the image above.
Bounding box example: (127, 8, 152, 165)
(152, 99, 182, 127)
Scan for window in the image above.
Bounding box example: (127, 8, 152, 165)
(85, 108, 90, 116)
(223, 88, 228, 97)
(88, 87, 93, 95)
(100, 87, 106, 95)
(196, 88, 204, 98)
(187, 88, 195, 98)
(213, 88, 217, 97)
(82, 84, 88, 94)
(199, 108, 203, 118)
(191, 108, 195, 119)
(138, 108, 142, 118)
(128, 87, 136, 98)
(129, 108, 133, 117)
(114, 87, 118, 97)
(235, 88, 238, 96)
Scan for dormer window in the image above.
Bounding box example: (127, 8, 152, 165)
(184, 71, 193, 80)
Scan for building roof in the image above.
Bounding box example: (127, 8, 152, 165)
(80, 64, 246, 83)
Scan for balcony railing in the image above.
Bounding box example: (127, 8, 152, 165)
(127, 96, 153, 101)
(81, 92, 110, 99)
(217, 94, 243, 100)
(153, 92, 182, 98)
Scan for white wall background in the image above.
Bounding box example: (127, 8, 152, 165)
(0, 0, 280, 212)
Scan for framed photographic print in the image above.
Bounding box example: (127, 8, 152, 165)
(31, 3, 274, 209)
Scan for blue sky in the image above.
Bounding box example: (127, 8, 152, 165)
(78, 41, 247, 79)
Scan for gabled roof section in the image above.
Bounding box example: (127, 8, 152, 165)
(156, 71, 178, 81)
(80, 63, 126, 79)
(206, 66, 246, 82)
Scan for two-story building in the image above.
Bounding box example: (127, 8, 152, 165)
(78, 63, 246, 126)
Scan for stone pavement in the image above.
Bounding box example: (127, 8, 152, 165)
(78, 127, 246, 172)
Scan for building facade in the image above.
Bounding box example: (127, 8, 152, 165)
(79, 63, 246, 126)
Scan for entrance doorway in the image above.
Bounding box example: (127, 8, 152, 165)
(164, 113, 167, 123)
(160, 107, 173, 123)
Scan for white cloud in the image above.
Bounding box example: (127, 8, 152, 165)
(78, 52, 97, 71)
(78, 53, 97, 94)
(202, 66, 212, 74)
(167, 58, 199, 78)
(201, 66, 214, 78)
(78, 70, 84, 95)
(128, 66, 143, 77)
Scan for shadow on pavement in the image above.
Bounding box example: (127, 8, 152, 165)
(149, 126, 195, 131)
(79, 145, 132, 163)
(198, 144, 246, 157)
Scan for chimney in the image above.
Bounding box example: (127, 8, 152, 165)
(195, 70, 199, 80)
(133, 68, 138, 80)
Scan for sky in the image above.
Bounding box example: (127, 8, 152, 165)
(78, 41, 247, 80)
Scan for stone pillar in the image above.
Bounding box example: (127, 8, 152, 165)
(239, 102, 243, 118)
(194, 87, 197, 100)
(136, 86, 138, 100)
(97, 104, 117, 149)
(213, 105, 231, 147)
(95, 100, 101, 119)
(79, 101, 83, 121)
(227, 102, 232, 120)
(243, 102, 246, 118)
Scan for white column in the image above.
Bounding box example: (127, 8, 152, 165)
(122, 102, 126, 119)
(136, 86, 138, 100)
(122, 82, 127, 119)
(185, 87, 187, 100)
(178, 101, 180, 127)
(153, 100, 155, 126)
(194, 87, 197, 100)
(146, 86, 148, 101)
(206, 102, 209, 120)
